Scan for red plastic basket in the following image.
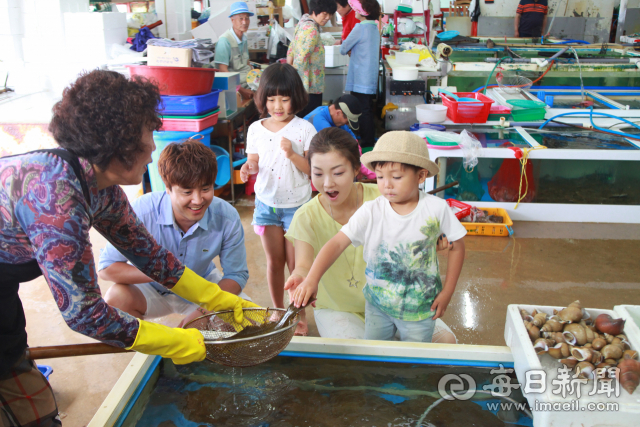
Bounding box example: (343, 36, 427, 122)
(446, 198, 472, 220)
(161, 111, 219, 131)
(126, 65, 217, 96)
(441, 92, 494, 123)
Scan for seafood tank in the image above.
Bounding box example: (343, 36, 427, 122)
(126, 356, 531, 427)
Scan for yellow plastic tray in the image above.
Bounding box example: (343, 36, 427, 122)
(461, 207, 513, 237)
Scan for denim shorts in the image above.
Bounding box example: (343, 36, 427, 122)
(252, 198, 300, 231)
(364, 301, 436, 343)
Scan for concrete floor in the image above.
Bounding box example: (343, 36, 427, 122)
(20, 193, 640, 426)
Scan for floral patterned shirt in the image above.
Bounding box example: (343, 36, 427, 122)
(0, 151, 185, 347)
(287, 14, 325, 94)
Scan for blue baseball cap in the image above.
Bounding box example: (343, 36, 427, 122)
(229, 2, 254, 17)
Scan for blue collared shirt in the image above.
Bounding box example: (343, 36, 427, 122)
(340, 21, 380, 95)
(98, 192, 248, 288)
(304, 106, 357, 140)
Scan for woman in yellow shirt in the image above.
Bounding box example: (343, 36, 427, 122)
(285, 127, 456, 342)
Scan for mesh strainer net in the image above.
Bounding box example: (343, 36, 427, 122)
(184, 307, 299, 368)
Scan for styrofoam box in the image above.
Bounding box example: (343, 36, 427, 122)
(0, 7, 23, 35)
(324, 45, 341, 55)
(63, 12, 127, 34)
(614, 305, 640, 344)
(505, 304, 640, 427)
(325, 53, 349, 68)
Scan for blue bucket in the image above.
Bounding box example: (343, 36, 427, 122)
(210, 145, 230, 189)
(149, 127, 214, 192)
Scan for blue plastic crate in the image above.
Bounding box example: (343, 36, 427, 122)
(150, 126, 214, 192)
(159, 90, 222, 116)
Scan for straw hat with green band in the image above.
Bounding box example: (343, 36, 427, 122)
(361, 131, 440, 178)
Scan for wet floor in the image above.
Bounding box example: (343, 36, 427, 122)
(20, 192, 640, 425)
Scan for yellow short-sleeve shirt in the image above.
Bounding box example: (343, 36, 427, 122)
(285, 184, 380, 320)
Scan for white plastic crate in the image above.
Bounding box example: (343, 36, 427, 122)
(505, 303, 640, 427)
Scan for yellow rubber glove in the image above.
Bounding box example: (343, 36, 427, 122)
(171, 267, 261, 325)
(126, 319, 205, 364)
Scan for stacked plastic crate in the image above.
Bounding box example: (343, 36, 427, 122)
(151, 81, 223, 192)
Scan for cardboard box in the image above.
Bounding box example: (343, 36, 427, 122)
(147, 45, 192, 67)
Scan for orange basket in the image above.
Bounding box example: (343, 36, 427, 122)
(461, 207, 514, 237)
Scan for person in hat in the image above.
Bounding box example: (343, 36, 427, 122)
(304, 94, 374, 179)
(214, 1, 255, 100)
(284, 128, 457, 343)
(290, 131, 466, 343)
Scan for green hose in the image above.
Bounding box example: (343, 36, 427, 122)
(482, 57, 511, 95)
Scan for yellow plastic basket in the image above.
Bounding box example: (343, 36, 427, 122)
(461, 207, 513, 237)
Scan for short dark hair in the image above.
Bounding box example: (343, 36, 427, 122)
(308, 127, 361, 172)
(158, 139, 217, 189)
(49, 70, 162, 171)
(255, 63, 309, 117)
(359, 0, 381, 20)
(331, 98, 347, 118)
(309, 0, 337, 16)
(335, 0, 349, 7)
(370, 161, 423, 174)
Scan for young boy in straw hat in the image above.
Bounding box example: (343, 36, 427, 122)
(292, 131, 466, 342)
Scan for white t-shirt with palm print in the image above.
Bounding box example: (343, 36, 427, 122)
(341, 192, 467, 322)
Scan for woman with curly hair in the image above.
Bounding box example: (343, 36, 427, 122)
(0, 70, 259, 425)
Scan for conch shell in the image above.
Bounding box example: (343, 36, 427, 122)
(540, 319, 563, 333)
(591, 337, 607, 351)
(532, 312, 547, 327)
(524, 320, 540, 341)
(601, 344, 623, 360)
(564, 323, 587, 346)
(560, 357, 578, 368)
(575, 361, 595, 379)
(520, 309, 533, 322)
(571, 347, 603, 364)
(617, 358, 640, 394)
(558, 300, 583, 323)
(594, 314, 626, 336)
(548, 343, 571, 359)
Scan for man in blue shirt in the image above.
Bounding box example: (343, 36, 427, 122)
(304, 94, 377, 178)
(304, 94, 362, 138)
(99, 140, 250, 325)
